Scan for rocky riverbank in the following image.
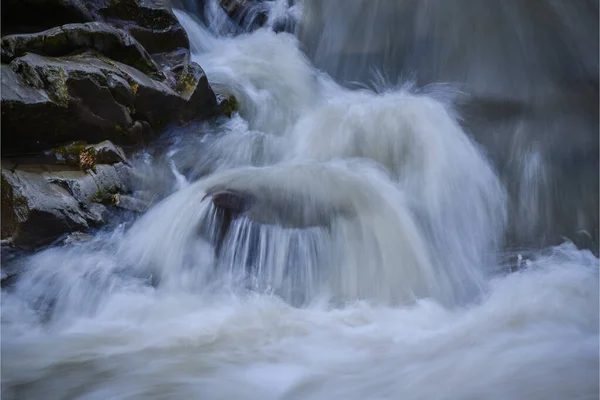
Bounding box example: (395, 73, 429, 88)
(1, 0, 224, 251)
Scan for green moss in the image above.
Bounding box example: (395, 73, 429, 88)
(175, 66, 197, 97)
(42, 65, 70, 107)
(115, 125, 123, 133)
(54, 141, 88, 166)
(221, 95, 239, 118)
(90, 184, 121, 204)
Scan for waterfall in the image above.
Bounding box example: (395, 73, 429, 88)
(1, 2, 598, 399)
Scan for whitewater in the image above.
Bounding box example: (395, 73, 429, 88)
(2, 2, 598, 399)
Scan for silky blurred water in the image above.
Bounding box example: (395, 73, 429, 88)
(2, 2, 598, 399)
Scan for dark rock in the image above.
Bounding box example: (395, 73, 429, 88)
(2, 53, 216, 154)
(153, 48, 190, 73)
(90, 0, 191, 54)
(209, 190, 252, 214)
(88, 140, 128, 165)
(127, 25, 190, 55)
(1, 23, 161, 76)
(2, 55, 132, 154)
(106, 72, 136, 108)
(48, 141, 91, 168)
(3, 0, 191, 52)
(219, 0, 268, 30)
(2, 167, 95, 250)
(1, 160, 136, 250)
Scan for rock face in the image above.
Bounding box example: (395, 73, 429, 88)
(1, 22, 160, 75)
(219, 0, 268, 29)
(1, 141, 136, 250)
(2, 52, 214, 153)
(1, 0, 218, 155)
(0, 0, 224, 250)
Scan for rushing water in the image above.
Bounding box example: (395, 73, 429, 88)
(2, 1, 599, 399)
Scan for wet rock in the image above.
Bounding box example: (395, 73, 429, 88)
(1, 55, 131, 154)
(2, 167, 96, 250)
(46, 140, 127, 170)
(61, 231, 94, 245)
(1, 23, 160, 76)
(2, 0, 190, 53)
(89, 0, 191, 54)
(208, 190, 253, 214)
(112, 193, 151, 213)
(219, 0, 268, 29)
(1, 161, 134, 250)
(2, 53, 216, 154)
(88, 140, 128, 165)
(205, 186, 348, 229)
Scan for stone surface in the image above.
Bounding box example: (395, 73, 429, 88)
(89, 140, 129, 165)
(2, 52, 216, 154)
(219, 0, 268, 29)
(90, 0, 191, 54)
(1, 23, 160, 76)
(1, 161, 134, 250)
(0, 0, 224, 251)
(2, 167, 95, 250)
(2, 0, 191, 55)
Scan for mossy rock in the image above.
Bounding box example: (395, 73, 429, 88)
(1, 22, 160, 76)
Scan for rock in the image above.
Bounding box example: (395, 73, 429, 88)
(219, 0, 268, 29)
(88, 140, 128, 165)
(61, 231, 94, 245)
(2, 0, 190, 54)
(89, 0, 191, 54)
(2, 52, 216, 154)
(1, 56, 132, 153)
(112, 193, 151, 212)
(1, 22, 161, 76)
(2, 167, 96, 250)
(1, 161, 134, 250)
(46, 140, 128, 169)
(48, 141, 89, 167)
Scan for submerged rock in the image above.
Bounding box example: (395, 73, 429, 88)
(219, 0, 268, 29)
(61, 231, 94, 245)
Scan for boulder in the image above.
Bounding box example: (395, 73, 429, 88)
(47, 140, 128, 169)
(2, 0, 190, 54)
(1, 160, 134, 250)
(112, 193, 151, 212)
(1, 22, 161, 76)
(2, 167, 97, 250)
(88, 140, 129, 165)
(87, 0, 191, 54)
(219, 0, 268, 29)
(61, 231, 94, 245)
(2, 52, 216, 154)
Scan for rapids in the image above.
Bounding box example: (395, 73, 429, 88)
(2, 1, 598, 399)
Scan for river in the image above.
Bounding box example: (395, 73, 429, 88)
(2, 1, 598, 399)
